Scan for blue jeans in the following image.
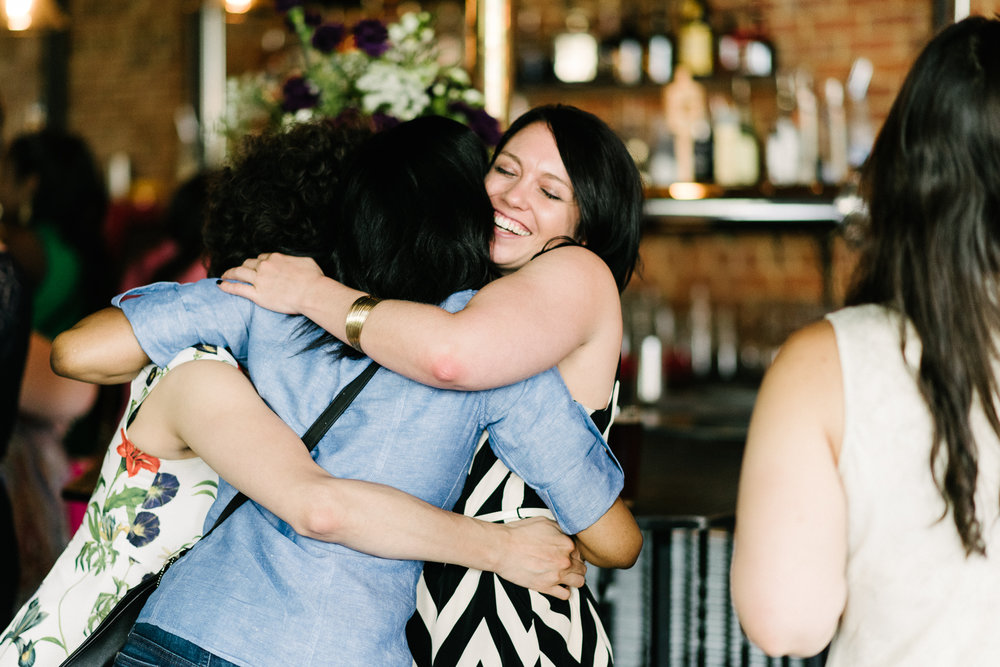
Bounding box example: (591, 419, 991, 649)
(113, 623, 242, 667)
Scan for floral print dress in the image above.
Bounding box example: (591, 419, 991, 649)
(0, 345, 234, 667)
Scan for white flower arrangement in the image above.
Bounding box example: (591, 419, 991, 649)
(223, 4, 499, 145)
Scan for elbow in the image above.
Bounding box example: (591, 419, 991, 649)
(581, 524, 644, 569)
(733, 586, 843, 658)
(426, 345, 474, 388)
(622, 530, 643, 568)
(290, 502, 347, 542)
(740, 617, 836, 660)
(50, 331, 78, 379)
(604, 529, 643, 569)
(287, 481, 353, 543)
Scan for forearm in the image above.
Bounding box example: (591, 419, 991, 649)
(301, 478, 507, 568)
(573, 498, 642, 568)
(220, 251, 608, 390)
(51, 307, 150, 384)
(149, 360, 580, 595)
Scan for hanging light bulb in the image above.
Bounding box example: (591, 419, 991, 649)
(4, 0, 68, 32)
(5, 0, 33, 31)
(224, 0, 253, 14)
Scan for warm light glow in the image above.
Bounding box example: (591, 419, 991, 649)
(668, 182, 710, 201)
(5, 0, 34, 31)
(224, 0, 252, 14)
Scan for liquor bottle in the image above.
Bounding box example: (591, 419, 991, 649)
(821, 77, 848, 185)
(742, 0, 775, 77)
(552, 9, 599, 84)
(646, 8, 674, 85)
(614, 10, 644, 86)
(663, 64, 711, 182)
(677, 0, 714, 78)
(794, 69, 820, 185)
(846, 57, 875, 170)
(712, 78, 759, 187)
(765, 72, 801, 186)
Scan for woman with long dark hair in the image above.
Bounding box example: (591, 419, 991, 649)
(731, 16, 1000, 664)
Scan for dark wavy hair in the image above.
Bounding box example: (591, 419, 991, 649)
(204, 117, 373, 276)
(492, 105, 644, 292)
(846, 16, 1000, 556)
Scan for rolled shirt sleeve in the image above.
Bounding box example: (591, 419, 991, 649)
(484, 369, 624, 536)
(112, 279, 254, 367)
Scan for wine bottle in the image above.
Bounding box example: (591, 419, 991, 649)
(677, 0, 714, 78)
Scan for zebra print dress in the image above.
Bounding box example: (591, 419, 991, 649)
(407, 393, 617, 666)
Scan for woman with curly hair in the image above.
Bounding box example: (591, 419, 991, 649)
(731, 16, 1000, 665)
(0, 118, 373, 666)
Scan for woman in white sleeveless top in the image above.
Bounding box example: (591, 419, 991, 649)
(731, 16, 1000, 666)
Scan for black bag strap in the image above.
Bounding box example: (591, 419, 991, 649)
(207, 360, 380, 531)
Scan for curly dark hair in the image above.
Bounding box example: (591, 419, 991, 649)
(203, 116, 373, 277)
(847, 16, 1000, 556)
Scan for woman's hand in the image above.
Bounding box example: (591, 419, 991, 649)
(493, 517, 586, 599)
(218, 252, 326, 316)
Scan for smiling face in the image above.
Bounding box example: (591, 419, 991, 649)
(485, 122, 581, 273)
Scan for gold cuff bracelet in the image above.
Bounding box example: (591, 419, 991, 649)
(345, 295, 382, 353)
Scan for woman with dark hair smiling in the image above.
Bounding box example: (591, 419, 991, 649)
(48, 115, 637, 666)
(220, 104, 645, 665)
(731, 16, 1000, 665)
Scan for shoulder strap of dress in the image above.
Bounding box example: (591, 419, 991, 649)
(530, 237, 584, 262)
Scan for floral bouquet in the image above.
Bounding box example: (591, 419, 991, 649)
(223, 1, 500, 146)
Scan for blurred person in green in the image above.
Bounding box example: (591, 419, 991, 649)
(0, 128, 111, 607)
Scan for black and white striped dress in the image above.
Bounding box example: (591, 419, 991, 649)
(407, 394, 617, 666)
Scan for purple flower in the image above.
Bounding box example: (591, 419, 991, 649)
(127, 511, 161, 548)
(312, 23, 345, 53)
(281, 76, 320, 112)
(274, 0, 301, 12)
(372, 112, 401, 133)
(353, 19, 389, 57)
(142, 472, 180, 509)
(450, 102, 502, 146)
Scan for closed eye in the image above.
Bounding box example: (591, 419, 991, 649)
(493, 164, 515, 177)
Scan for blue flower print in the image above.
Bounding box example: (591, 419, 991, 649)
(127, 512, 161, 548)
(142, 472, 180, 509)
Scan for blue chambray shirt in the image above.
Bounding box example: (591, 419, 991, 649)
(113, 279, 623, 666)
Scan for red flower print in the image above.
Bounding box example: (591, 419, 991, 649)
(116, 428, 161, 477)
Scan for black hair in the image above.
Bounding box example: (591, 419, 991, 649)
(312, 115, 496, 357)
(846, 16, 1000, 556)
(492, 105, 644, 292)
(204, 117, 373, 277)
(6, 129, 111, 312)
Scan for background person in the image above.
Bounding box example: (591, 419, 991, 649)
(730, 16, 1000, 665)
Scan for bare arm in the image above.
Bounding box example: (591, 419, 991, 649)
(730, 320, 847, 657)
(219, 251, 637, 566)
(218, 249, 622, 399)
(19, 331, 97, 424)
(574, 498, 642, 568)
(51, 307, 151, 384)
(126, 359, 586, 599)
